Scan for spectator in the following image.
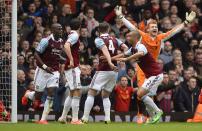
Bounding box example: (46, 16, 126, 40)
(170, 14, 182, 27)
(80, 26, 90, 48)
(158, 0, 171, 19)
(111, 17, 123, 37)
(164, 56, 183, 72)
(17, 70, 27, 111)
(195, 48, 202, 76)
(159, 41, 173, 64)
(126, 66, 137, 87)
(156, 73, 174, 113)
(24, 3, 42, 27)
(117, 61, 127, 81)
(42, 3, 55, 28)
(59, 4, 74, 27)
(114, 76, 136, 112)
(174, 77, 200, 112)
(85, 8, 99, 37)
(19, 40, 30, 56)
(183, 50, 195, 68)
(17, 55, 28, 72)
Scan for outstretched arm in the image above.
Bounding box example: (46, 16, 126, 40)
(162, 23, 185, 41)
(123, 51, 144, 61)
(114, 6, 139, 33)
(163, 11, 196, 41)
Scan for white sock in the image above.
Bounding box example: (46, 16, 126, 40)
(71, 96, 80, 121)
(60, 96, 72, 119)
(146, 107, 155, 118)
(103, 97, 111, 121)
(142, 96, 160, 114)
(26, 91, 35, 100)
(41, 96, 53, 121)
(82, 95, 94, 121)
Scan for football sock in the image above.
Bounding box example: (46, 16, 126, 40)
(71, 96, 80, 121)
(103, 97, 111, 121)
(41, 96, 53, 121)
(82, 95, 94, 121)
(142, 96, 160, 114)
(60, 96, 72, 119)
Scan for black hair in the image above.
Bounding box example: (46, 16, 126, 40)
(98, 22, 110, 34)
(70, 18, 81, 30)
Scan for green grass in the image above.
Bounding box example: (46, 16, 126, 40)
(0, 122, 202, 131)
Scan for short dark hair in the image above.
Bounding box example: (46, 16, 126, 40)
(120, 76, 128, 80)
(98, 22, 110, 34)
(70, 18, 81, 30)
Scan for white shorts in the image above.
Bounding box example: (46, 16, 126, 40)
(90, 71, 118, 92)
(64, 67, 81, 90)
(142, 73, 163, 96)
(34, 67, 60, 92)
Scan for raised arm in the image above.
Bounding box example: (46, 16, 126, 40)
(163, 11, 196, 41)
(114, 6, 139, 32)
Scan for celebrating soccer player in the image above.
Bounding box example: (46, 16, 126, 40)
(114, 6, 196, 123)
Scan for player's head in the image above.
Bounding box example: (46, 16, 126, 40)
(126, 31, 141, 45)
(51, 23, 63, 38)
(98, 22, 110, 35)
(70, 18, 81, 30)
(146, 19, 158, 37)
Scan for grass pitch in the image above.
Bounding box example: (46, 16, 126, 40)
(0, 122, 202, 131)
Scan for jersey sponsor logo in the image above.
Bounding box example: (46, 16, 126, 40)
(51, 48, 61, 56)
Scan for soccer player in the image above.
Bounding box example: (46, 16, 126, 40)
(117, 31, 164, 123)
(81, 22, 128, 123)
(114, 6, 196, 121)
(58, 19, 83, 124)
(22, 23, 64, 124)
(115, 6, 196, 86)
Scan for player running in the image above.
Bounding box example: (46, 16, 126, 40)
(57, 19, 83, 124)
(22, 23, 64, 124)
(81, 22, 128, 124)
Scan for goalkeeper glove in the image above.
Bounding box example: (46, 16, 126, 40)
(184, 11, 196, 24)
(114, 6, 123, 19)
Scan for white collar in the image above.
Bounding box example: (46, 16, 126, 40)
(135, 41, 141, 48)
(100, 33, 109, 37)
(49, 34, 62, 42)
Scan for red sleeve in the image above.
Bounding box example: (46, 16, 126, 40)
(104, 10, 116, 22)
(114, 85, 118, 93)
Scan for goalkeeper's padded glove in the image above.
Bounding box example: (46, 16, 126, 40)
(184, 11, 196, 24)
(114, 6, 123, 19)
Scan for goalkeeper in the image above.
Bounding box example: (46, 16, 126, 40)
(114, 6, 196, 124)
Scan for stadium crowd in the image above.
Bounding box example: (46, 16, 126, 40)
(0, 0, 202, 116)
